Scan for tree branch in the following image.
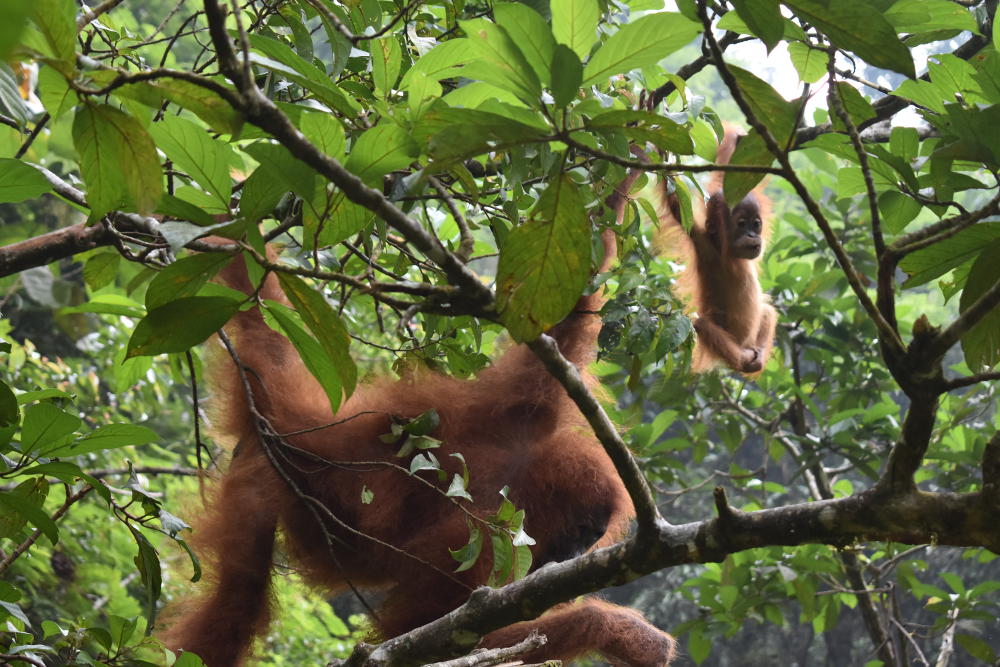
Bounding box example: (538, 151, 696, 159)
(526, 334, 661, 536)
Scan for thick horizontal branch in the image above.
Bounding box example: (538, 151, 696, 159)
(0, 222, 112, 278)
(354, 485, 998, 666)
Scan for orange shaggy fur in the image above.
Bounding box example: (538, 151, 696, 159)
(160, 172, 676, 666)
(657, 128, 776, 375)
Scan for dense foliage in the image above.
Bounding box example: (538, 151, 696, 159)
(0, 0, 998, 665)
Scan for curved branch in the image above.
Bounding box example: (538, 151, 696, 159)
(527, 334, 661, 537)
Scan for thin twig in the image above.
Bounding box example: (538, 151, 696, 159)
(78, 0, 127, 29)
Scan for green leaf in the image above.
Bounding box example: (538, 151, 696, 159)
(276, 273, 357, 398)
(61, 293, 145, 319)
(0, 0, 28, 59)
(494, 3, 556, 87)
(83, 251, 121, 291)
(17, 461, 110, 503)
(421, 108, 548, 163)
(30, 0, 75, 65)
(242, 141, 316, 202)
(0, 489, 58, 544)
(959, 239, 1000, 369)
(148, 115, 234, 207)
(238, 165, 286, 223)
(783, 0, 915, 78)
(723, 130, 773, 203)
(0, 159, 51, 203)
(21, 402, 81, 454)
(126, 296, 241, 358)
(299, 111, 346, 160)
(884, 0, 977, 36)
(263, 301, 345, 415)
(550, 45, 582, 108)
(372, 36, 402, 97)
(400, 39, 472, 88)
(688, 626, 711, 664)
(899, 223, 1000, 286)
(877, 190, 921, 234)
(731, 0, 783, 52)
(115, 79, 242, 135)
(48, 424, 158, 457)
(37, 65, 73, 119)
(551, 0, 599, 60)
(318, 190, 377, 246)
(582, 12, 700, 87)
(497, 175, 591, 342)
(832, 82, 876, 130)
(0, 379, 18, 429)
(406, 71, 441, 118)
(449, 525, 483, 572)
(460, 19, 542, 105)
(728, 66, 798, 144)
(585, 109, 693, 155)
(145, 253, 234, 310)
(72, 104, 164, 218)
(246, 33, 352, 114)
(955, 633, 997, 663)
(787, 41, 826, 84)
(343, 123, 419, 186)
(129, 526, 162, 626)
(155, 193, 220, 228)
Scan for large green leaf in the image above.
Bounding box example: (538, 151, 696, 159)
(264, 301, 346, 415)
(723, 130, 774, 203)
(731, 0, 783, 52)
(494, 3, 556, 87)
(550, 45, 583, 108)
(0, 0, 28, 59)
(21, 402, 81, 454)
(126, 296, 241, 358)
(30, 0, 75, 65)
(115, 78, 242, 135)
(883, 0, 977, 36)
(421, 108, 548, 163)
(728, 66, 798, 143)
(242, 142, 316, 203)
(787, 41, 826, 84)
(275, 273, 357, 400)
(550, 0, 599, 60)
(0, 159, 51, 203)
(783, 0, 915, 78)
(582, 12, 700, 86)
(145, 253, 235, 310)
(343, 123, 419, 185)
(47, 424, 159, 457)
(899, 223, 1000, 286)
(148, 116, 234, 208)
(959, 239, 1000, 369)
(372, 36, 402, 97)
(0, 488, 58, 544)
(585, 109, 694, 155)
(460, 19, 542, 105)
(0, 379, 17, 430)
(317, 191, 376, 246)
(497, 175, 591, 342)
(246, 33, 353, 114)
(72, 104, 163, 218)
(400, 39, 472, 88)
